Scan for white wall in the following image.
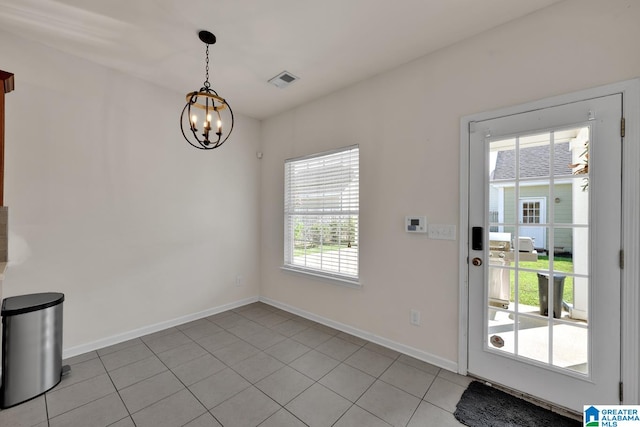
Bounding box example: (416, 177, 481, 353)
(2, 0, 639, 367)
(1, 30, 261, 352)
(260, 0, 640, 367)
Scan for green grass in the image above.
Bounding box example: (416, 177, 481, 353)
(293, 244, 350, 257)
(509, 256, 574, 307)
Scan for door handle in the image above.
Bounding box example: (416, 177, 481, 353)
(472, 257, 483, 266)
(472, 226, 483, 250)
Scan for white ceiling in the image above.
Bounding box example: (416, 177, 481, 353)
(0, 0, 563, 120)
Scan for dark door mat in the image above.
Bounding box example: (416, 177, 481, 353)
(454, 381, 581, 427)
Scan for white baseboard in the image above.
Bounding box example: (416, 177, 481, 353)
(259, 296, 458, 373)
(63, 294, 459, 374)
(62, 296, 259, 359)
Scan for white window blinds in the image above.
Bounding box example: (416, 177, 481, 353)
(284, 145, 359, 282)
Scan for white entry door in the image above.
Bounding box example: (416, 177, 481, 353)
(467, 93, 622, 411)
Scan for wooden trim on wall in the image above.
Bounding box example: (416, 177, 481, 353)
(0, 70, 15, 206)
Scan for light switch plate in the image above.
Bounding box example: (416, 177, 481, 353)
(428, 224, 456, 240)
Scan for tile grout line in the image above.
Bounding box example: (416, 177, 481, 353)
(270, 305, 419, 427)
(169, 308, 309, 425)
(261, 304, 457, 423)
(249, 370, 308, 426)
(40, 301, 461, 426)
(210, 307, 307, 424)
(44, 376, 122, 423)
(286, 317, 451, 426)
(102, 336, 188, 423)
(398, 362, 444, 425)
(96, 348, 136, 426)
(43, 392, 51, 427)
(207, 305, 295, 425)
(404, 371, 440, 426)
(43, 353, 136, 425)
(135, 332, 223, 426)
(283, 329, 397, 427)
(143, 331, 236, 426)
(224, 306, 340, 425)
(338, 348, 403, 427)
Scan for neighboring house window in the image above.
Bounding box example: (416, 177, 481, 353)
(489, 210, 499, 232)
(519, 197, 546, 250)
(521, 200, 541, 224)
(284, 145, 359, 283)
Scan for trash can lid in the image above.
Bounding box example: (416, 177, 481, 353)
(536, 272, 566, 279)
(1, 292, 65, 316)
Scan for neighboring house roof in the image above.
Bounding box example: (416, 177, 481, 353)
(492, 142, 573, 180)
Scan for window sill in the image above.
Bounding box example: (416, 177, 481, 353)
(280, 266, 361, 289)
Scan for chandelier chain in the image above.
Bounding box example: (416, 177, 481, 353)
(204, 44, 210, 89)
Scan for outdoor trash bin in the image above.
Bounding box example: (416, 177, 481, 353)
(536, 273, 565, 319)
(1, 292, 65, 409)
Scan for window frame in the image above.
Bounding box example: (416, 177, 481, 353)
(282, 145, 360, 287)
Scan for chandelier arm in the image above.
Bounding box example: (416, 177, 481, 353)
(180, 103, 208, 150)
(187, 102, 207, 148)
(214, 102, 234, 149)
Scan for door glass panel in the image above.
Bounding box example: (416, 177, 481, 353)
(572, 277, 589, 322)
(487, 128, 590, 376)
(517, 246, 549, 271)
(518, 315, 549, 364)
(487, 309, 515, 356)
(561, 275, 575, 312)
(553, 322, 588, 373)
(553, 227, 572, 257)
(570, 227, 589, 276)
(518, 193, 548, 253)
(491, 138, 516, 182)
(488, 263, 510, 308)
(515, 270, 540, 314)
(490, 138, 516, 233)
(555, 126, 590, 225)
(519, 133, 550, 179)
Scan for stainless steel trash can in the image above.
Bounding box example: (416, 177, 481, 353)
(1, 292, 64, 409)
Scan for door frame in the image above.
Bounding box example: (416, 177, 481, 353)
(458, 79, 640, 404)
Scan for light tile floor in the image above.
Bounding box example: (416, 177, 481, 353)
(0, 302, 469, 427)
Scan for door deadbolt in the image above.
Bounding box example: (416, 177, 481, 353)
(472, 257, 482, 266)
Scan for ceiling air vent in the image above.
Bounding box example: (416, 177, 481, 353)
(268, 71, 299, 88)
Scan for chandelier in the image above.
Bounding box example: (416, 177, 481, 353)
(180, 31, 234, 150)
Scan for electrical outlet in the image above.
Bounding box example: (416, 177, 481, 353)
(410, 309, 421, 326)
(235, 275, 244, 286)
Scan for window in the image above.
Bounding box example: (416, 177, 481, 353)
(284, 145, 359, 284)
(521, 201, 541, 224)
